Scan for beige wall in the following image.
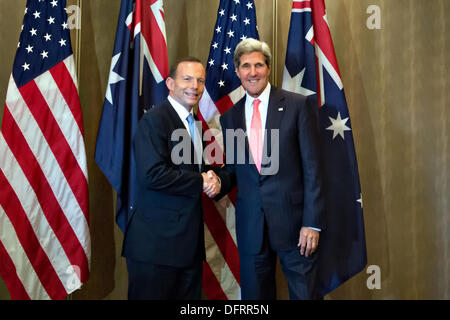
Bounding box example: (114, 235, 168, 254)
(0, 0, 448, 300)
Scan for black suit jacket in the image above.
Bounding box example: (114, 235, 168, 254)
(122, 99, 206, 268)
(218, 86, 325, 255)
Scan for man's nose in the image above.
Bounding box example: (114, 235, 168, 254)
(190, 79, 199, 89)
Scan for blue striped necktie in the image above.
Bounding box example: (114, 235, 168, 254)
(187, 114, 196, 144)
(186, 114, 201, 170)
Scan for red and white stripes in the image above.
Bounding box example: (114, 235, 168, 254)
(0, 55, 90, 300)
(198, 87, 245, 299)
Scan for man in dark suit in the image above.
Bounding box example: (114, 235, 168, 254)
(122, 57, 220, 299)
(211, 38, 325, 299)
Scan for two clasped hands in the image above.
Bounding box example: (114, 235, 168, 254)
(202, 170, 220, 198)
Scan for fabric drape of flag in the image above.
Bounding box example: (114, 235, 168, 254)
(94, 0, 168, 232)
(282, 0, 367, 296)
(0, 0, 90, 300)
(198, 0, 259, 300)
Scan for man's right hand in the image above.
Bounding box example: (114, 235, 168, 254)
(202, 170, 221, 198)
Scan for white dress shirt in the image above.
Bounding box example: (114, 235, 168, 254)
(167, 95, 202, 169)
(244, 83, 271, 146)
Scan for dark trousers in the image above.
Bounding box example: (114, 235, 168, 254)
(126, 258, 202, 300)
(239, 221, 319, 300)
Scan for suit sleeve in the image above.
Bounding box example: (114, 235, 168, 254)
(134, 111, 203, 197)
(212, 114, 237, 200)
(297, 95, 325, 229)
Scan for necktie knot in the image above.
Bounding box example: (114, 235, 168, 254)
(187, 113, 194, 125)
(253, 99, 261, 111)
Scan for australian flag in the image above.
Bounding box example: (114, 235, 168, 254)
(282, 0, 367, 296)
(95, 0, 168, 232)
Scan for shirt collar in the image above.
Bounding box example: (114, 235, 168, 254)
(168, 95, 193, 121)
(245, 82, 271, 107)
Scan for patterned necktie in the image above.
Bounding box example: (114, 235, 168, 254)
(187, 113, 201, 170)
(249, 99, 262, 173)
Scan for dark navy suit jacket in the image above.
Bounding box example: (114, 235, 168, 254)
(122, 99, 207, 268)
(217, 86, 325, 255)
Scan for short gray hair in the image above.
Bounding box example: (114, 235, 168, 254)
(233, 38, 272, 68)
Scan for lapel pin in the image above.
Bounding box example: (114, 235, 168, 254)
(278, 107, 284, 111)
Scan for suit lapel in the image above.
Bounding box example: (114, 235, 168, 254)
(261, 87, 286, 178)
(231, 98, 257, 173)
(165, 99, 200, 171)
(165, 99, 187, 131)
(264, 87, 286, 135)
(231, 98, 246, 132)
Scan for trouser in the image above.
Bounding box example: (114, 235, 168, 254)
(126, 258, 202, 300)
(239, 221, 320, 300)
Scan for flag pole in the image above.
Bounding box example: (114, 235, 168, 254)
(75, 0, 82, 82)
(68, 0, 82, 302)
(272, 0, 278, 86)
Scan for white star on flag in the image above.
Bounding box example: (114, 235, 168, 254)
(326, 112, 351, 140)
(282, 66, 315, 97)
(357, 194, 363, 208)
(106, 53, 125, 104)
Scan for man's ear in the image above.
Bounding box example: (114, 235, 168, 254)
(166, 77, 174, 91)
(235, 67, 240, 79)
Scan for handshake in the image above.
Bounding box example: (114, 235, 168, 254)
(202, 170, 221, 198)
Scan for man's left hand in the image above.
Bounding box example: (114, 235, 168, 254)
(298, 227, 319, 257)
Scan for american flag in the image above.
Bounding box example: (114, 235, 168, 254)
(95, 0, 168, 232)
(198, 0, 259, 300)
(282, 0, 367, 296)
(0, 0, 90, 300)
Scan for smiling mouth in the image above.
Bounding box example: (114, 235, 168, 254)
(185, 92, 198, 98)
